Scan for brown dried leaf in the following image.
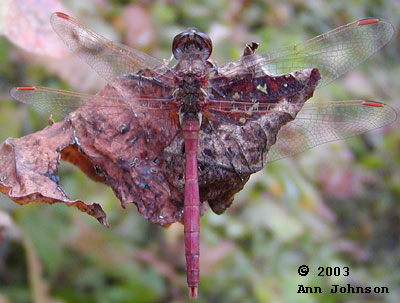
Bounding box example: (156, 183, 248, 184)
(0, 120, 109, 227)
(65, 69, 317, 225)
(0, 67, 318, 228)
(68, 76, 184, 226)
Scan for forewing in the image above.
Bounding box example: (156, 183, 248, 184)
(266, 100, 397, 162)
(219, 18, 394, 88)
(50, 12, 172, 84)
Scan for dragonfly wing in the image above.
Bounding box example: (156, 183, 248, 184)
(266, 100, 397, 162)
(10, 86, 174, 118)
(219, 18, 394, 88)
(10, 86, 91, 117)
(50, 12, 172, 84)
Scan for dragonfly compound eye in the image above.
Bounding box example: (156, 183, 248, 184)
(172, 28, 213, 61)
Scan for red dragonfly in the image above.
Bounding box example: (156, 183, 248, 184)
(11, 13, 396, 298)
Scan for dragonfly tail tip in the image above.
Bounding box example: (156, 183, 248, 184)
(189, 286, 198, 299)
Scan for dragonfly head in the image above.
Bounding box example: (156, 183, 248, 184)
(172, 28, 212, 61)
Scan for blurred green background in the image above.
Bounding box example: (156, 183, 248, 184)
(0, 0, 399, 302)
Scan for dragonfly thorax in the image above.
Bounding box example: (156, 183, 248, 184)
(173, 60, 210, 119)
(175, 75, 204, 117)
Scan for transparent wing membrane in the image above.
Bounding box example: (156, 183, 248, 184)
(50, 12, 172, 84)
(266, 100, 397, 162)
(10, 87, 173, 117)
(220, 18, 394, 88)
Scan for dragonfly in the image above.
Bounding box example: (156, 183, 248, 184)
(10, 13, 396, 298)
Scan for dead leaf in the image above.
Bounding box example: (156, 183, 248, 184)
(0, 119, 109, 227)
(0, 67, 318, 227)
